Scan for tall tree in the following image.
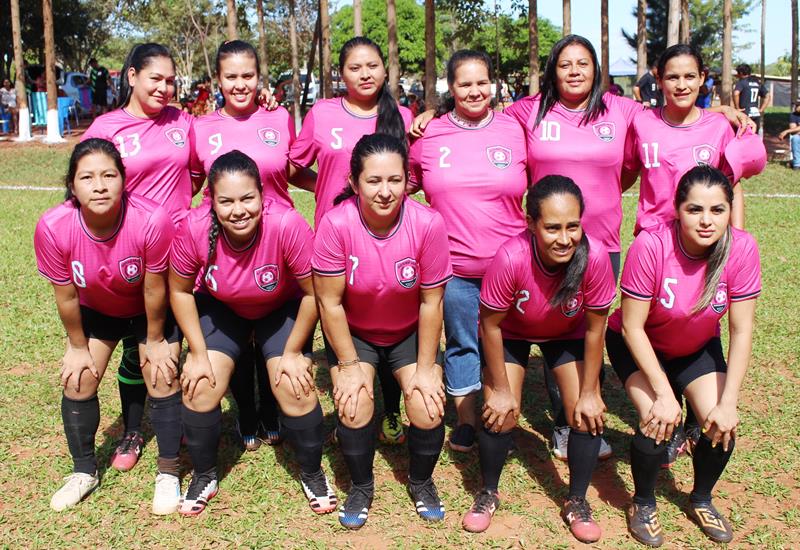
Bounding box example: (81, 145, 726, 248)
(792, 0, 798, 104)
(256, 0, 269, 83)
(759, 0, 765, 82)
(424, 0, 436, 108)
(387, 0, 400, 97)
(354, 0, 363, 35)
(601, 0, 609, 90)
(680, 0, 690, 42)
(186, 0, 216, 94)
(562, 0, 570, 35)
(667, 0, 680, 45)
(320, 0, 333, 98)
(637, 0, 648, 77)
(529, 0, 539, 94)
(289, 0, 302, 127)
(43, 0, 62, 142)
(226, 0, 238, 40)
(721, 0, 732, 105)
(9, 0, 31, 140)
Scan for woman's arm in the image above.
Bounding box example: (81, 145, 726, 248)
(732, 183, 745, 230)
(405, 286, 446, 419)
(573, 308, 609, 435)
(480, 306, 519, 432)
(287, 163, 317, 193)
(142, 270, 177, 387)
(52, 283, 97, 391)
(273, 276, 318, 398)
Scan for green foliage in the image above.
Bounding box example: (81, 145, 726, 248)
(766, 53, 793, 77)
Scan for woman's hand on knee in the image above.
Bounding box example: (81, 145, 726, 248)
(573, 390, 607, 436)
(333, 363, 373, 421)
(60, 346, 98, 393)
(702, 403, 738, 452)
(274, 353, 315, 400)
(180, 351, 216, 400)
(403, 366, 446, 420)
(142, 338, 178, 388)
(641, 393, 682, 444)
(482, 387, 519, 433)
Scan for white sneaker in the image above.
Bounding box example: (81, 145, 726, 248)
(552, 426, 613, 461)
(50, 472, 99, 511)
(598, 436, 613, 460)
(152, 473, 181, 515)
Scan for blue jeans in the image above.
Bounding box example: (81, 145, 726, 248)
(443, 276, 483, 396)
(791, 135, 800, 168)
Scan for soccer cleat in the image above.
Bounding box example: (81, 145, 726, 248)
(257, 420, 283, 446)
(448, 424, 476, 452)
(152, 473, 181, 515)
(178, 472, 218, 516)
(379, 412, 406, 445)
(552, 426, 613, 461)
(50, 472, 99, 511)
(686, 501, 733, 543)
(661, 423, 688, 468)
(626, 502, 664, 547)
(235, 420, 262, 452)
(685, 423, 702, 455)
(110, 431, 144, 472)
(462, 489, 500, 533)
(338, 484, 374, 529)
(561, 496, 602, 543)
(300, 469, 337, 514)
(407, 477, 445, 522)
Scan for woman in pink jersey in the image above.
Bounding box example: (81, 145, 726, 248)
(463, 176, 616, 542)
(35, 139, 182, 515)
(169, 151, 336, 517)
(606, 166, 760, 547)
(290, 36, 413, 446)
(313, 134, 452, 529)
(82, 43, 200, 474)
(408, 50, 528, 454)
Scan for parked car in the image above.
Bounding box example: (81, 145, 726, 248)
(276, 71, 318, 105)
(61, 71, 118, 114)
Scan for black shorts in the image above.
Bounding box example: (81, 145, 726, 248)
(92, 88, 108, 107)
(196, 293, 311, 362)
(606, 329, 727, 395)
(80, 305, 181, 345)
(500, 338, 585, 370)
(324, 330, 434, 372)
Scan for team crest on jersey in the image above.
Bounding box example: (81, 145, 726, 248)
(165, 128, 187, 148)
(254, 264, 279, 292)
(395, 258, 418, 289)
(258, 127, 280, 147)
(592, 122, 616, 142)
(486, 146, 512, 169)
(692, 144, 716, 165)
(561, 291, 583, 317)
(711, 282, 728, 314)
(119, 256, 143, 283)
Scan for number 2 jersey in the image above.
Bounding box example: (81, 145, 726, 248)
(311, 196, 453, 346)
(34, 194, 174, 318)
(607, 222, 761, 360)
(170, 199, 314, 320)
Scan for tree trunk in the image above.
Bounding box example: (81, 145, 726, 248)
(354, 0, 363, 36)
(667, 0, 680, 46)
(187, 2, 215, 97)
(601, 0, 609, 91)
(760, 0, 766, 83)
(529, 0, 539, 94)
(792, 0, 798, 105)
(43, 0, 62, 142)
(562, 0, 570, 36)
(10, 0, 31, 140)
(424, 0, 436, 109)
(319, 0, 333, 99)
(637, 0, 648, 78)
(303, 18, 320, 109)
(494, 0, 501, 102)
(387, 0, 400, 98)
(226, 0, 238, 40)
(256, 0, 269, 84)
(680, 0, 690, 43)
(721, 0, 733, 105)
(289, 0, 301, 129)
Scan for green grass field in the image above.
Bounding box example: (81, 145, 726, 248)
(0, 143, 798, 548)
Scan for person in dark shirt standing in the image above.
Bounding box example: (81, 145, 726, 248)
(633, 63, 662, 108)
(89, 58, 112, 118)
(734, 64, 770, 134)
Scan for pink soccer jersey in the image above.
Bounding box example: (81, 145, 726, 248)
(82, 106, 195, 224)
(312, 196, 452, 346)
(608, 222, 761, 359)
(481, 232, 616, 341)
(34, 194, 174, 318)
(625, 108, 736, 234)
(408, 112, 528, 278)
(170, 199, 314, 320)
(505, 93, 643, 252)
(288, 98, 413, 228)
(190, 107, 296, 206)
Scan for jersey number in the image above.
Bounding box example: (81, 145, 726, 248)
(539, 121, 561, 142)
(660, 277, 677, 309)
(642, 142, 661, 168)
(438, 146, 451, 168)
(749, 88, 759, 104)
(115, 133, 141, 158)
(205, 265, 219, 292)
(331, 128, 344, 150)
(209, 133, 223, 155)
(515, 290, 530, 314)
(71, 260, 86, 288)
(348, 255, 359, 286)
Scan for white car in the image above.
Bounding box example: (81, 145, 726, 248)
(61, 72, 116, 114)
(277, 71, 318, 105)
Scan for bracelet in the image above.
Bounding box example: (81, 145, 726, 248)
(337, 357, 360, 367)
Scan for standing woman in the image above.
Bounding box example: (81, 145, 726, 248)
(290, 36, 413, 445)
(464, 177, 616, 542)
(35, 139, 183, 514)
(169, 151, 335, 516)
(606, 166, 760, 546)
(313, 134, 452, 528)
(408, 50, 528, 452)
(82, 43, 198, 473)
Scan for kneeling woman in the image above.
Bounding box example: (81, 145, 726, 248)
(35, 139, 183, 514)
(313, 134, 452, 528)
(467, 176, 616, 543)
(169, 151, 335, 516)
(607, 165, 760, 547)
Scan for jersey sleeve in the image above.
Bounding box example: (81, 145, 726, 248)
(188, 121, 205, 179)
(503, 96, 535, 127)
(614, 94, 646, 126)
(80, 118, 109, 142)
(583, 244, 617, 310)
(408, 137, 424, 189)
(623, 116, 642, 173)
(170, 216, 203, 279)
(759, 83, 768, 97)
(311, 214, 346, 276)
(279, 208, 314, 280)
(479, 246, 518, 312)
(288, 106, 318, 168)
(143, 206, 175, 273)
(729, 232, 761, 301)
(619, 231, 659, 301)
(418, 211, 453, 289)
(33, 216, 71, 285)
(286, 108, 297, 148)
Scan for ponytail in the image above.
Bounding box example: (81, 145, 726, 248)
(207, 210, 221, 262)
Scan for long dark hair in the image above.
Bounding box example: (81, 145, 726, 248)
(434, 49, 494, 118)
(657, 44, 704, 83)
(534, 34, 607, 129)
(338, 37, 406, 144)
(674, 165, 734, 313)
(117, 43, 175, 109)
(206, 150, 263, 260)
(333, 133, 408, 206)
(216, 39, 260, 78)
(526, 175, 589, 308)
(65, 138, 126, 206)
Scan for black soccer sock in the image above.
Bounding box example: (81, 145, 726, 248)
(118, 335, 146, 434)
(229, 344, 259, 436)
(690, 434, 735, 504)
(337, 420, 376, 487)
(407, 422, 445, 483)
(478, 427, 513, 492)
(62, 394, 100, 474)
(149, 392, 182, 475)
(255, 347, 280, 431)
(377, 365, 402, 416)
(281, 403, 325, 475)
(631, 429, 668, 506)
(567, 430, 601, 498)
(685, 406, 699, 430)
(181, 405, 221, 475)
(544, 366, 567, 427)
